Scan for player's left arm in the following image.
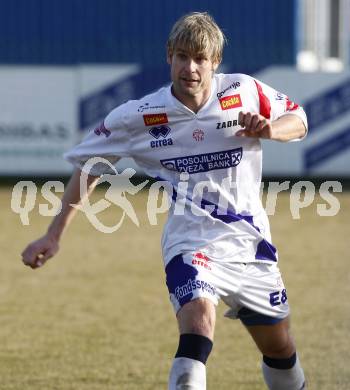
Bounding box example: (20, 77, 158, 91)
(236, 112, 307, 142)
(236, 77, 307, 142)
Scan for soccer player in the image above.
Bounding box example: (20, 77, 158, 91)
(22, 12, 307, 390)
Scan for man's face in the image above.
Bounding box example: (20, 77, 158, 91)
(167, 47, 218, 102)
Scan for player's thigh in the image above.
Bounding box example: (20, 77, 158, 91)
(244, 316, 296, 358)
(177, 297, 216, 340)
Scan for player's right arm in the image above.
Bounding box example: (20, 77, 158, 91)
(22, 101, 133, 269)
(21, 168, 99, 269)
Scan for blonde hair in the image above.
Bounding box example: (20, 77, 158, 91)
(167, 12, 226, 64)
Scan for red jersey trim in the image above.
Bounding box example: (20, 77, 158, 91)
(254, 80, 271, 119)
(286, 98, 299, 111)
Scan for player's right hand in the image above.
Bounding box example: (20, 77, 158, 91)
(21, 234, 59, 270)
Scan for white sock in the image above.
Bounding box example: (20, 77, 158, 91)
(262, 356, 306, 390)
(168, 357, 206, 390)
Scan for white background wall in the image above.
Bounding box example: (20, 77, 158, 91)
(1, 65, 349, 177)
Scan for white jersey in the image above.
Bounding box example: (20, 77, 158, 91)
(64, 73, 307, 266)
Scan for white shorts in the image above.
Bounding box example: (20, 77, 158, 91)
(165, 251, 289, 326)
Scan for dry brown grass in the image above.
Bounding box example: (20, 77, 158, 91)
(0, 184, 349, 389)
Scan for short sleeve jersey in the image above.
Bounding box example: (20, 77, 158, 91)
(65, 73, 307, 266)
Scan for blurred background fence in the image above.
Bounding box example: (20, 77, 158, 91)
(0, 0, 349, 177)
(0, 0, 297, 69)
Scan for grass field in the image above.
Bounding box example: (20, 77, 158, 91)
(0, 183, 349, 389)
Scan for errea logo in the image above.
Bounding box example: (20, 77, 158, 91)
(192, 252, 211, 270)
(219, 94, 242, 110)
(149, 125, 173, 148)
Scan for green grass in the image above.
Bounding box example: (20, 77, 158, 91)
(0, 185, 349, 389)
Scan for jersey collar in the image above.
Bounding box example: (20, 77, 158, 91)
(166, 75, 217, 116)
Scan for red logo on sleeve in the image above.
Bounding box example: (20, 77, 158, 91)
(286, 98, 299, 111)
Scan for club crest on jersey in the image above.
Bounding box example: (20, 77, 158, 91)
(193, 129, 204, 141)
(219, 94, 242, 110)
(143, 113, 168, 126)
(149, 125, 173, 148)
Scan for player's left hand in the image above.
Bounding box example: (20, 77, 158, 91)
(236, 111, 273, 139)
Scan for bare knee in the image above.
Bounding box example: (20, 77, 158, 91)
(246, 317, 296, 359)
(263, 334, 296, 358)
(177, 298, 216, 340)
